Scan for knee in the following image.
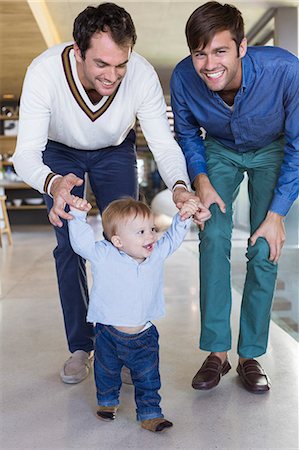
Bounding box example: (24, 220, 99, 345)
(247, 237, 275, 267)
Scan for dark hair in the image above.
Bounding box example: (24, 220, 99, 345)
(73, 2, 137, 59)
(185, 1, 244, 53)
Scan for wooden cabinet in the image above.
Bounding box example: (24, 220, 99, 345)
(0, 116, 48, 224)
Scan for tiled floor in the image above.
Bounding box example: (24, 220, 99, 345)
(0, 222, 298, 449)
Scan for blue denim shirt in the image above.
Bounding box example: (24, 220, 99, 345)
(170, 46, 299, 216)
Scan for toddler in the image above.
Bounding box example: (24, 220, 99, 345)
(68, 196, 197, 432)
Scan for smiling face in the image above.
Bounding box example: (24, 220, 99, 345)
(74, 31, 131, 97)
(191, 30, 247, 93)
(111, 213, 158, 263)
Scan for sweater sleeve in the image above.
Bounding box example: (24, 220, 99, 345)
(136, 69, 191, 190)
(12, 66, 54, 193)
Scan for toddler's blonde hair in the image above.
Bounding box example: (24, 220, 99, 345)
(102, 197, 152, 240)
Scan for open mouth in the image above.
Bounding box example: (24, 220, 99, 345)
(96, 78, 119, 91)
(144, 243, 154, 252)
(99, 80, 116, 88)
(204, 70, 225, 80)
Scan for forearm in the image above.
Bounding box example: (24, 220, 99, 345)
(12, 68, 52, 193)
(269, 144, 299, 216)
(170, 70, 207, 181)
(271, 64, 299, 216)
(265, 210, 285, 222)
(12, 146, 53, 194)
(140, 115, 190, 189)
(137, 71, 190, 189)
(193, 173, 210, 191)
(177, 136, 207, 184)
(154, 144, 190, 191)
(192, 173, 212, 202)
(160, 213, 192, 257)
(68, 210, 96, 259)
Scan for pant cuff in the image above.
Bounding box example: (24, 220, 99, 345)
(137, 410, 163, 421)
(98, 400, 119, 407)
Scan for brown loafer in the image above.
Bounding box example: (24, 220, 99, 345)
(192, 354, 231, 390)
(237, 359, 271, 393)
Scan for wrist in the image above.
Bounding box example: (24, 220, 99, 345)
(193, 173, 209, 191)
(172, 187, 190, 204)
(44, 173, 62, 197)
(44, 172, 57, 194)
(172, 180, 188, 192)
(267, 211, 285, 221)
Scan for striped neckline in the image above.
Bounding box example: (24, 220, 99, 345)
(61, 45, 120, 122)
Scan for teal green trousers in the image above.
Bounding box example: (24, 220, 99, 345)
(199, 137, 284, 358)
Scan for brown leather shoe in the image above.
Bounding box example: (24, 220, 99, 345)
(192, 354, 231, 390)
(237, 359, 271, 393)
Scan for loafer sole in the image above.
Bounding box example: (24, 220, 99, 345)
(60, 352, 93, 384)
(60, 367, 90, 384)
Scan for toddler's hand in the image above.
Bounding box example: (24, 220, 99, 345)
(69, 195, 92, 213)
(179, 198, 199, 220)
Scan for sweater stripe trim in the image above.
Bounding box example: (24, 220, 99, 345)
(61, 45, 119, 122)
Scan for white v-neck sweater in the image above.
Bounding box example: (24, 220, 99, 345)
(13, 43, 190, 193)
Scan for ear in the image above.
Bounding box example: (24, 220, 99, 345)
(73, 43, 83, 63)
(239, 37, 247, 59)
(111, 235, 122, 249)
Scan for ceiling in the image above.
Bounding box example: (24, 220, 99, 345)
(0, 0, 298, 100)
(0, 1, 47, 101)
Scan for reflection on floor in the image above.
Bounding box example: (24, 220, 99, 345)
(0, 223, 298, 450)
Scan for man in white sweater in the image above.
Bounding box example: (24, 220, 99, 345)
(13, 3, 210, 383)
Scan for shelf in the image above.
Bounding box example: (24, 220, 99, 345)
(0, 136, 16, 154)
(0, 115, 19, 121)
(0, 180, 30, 189)
(7, 205, 46, 210)
(0, 111, 48, 223)
(0, 135, 17, 140)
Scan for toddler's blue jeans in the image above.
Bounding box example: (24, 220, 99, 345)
(94, 323, 163, 421)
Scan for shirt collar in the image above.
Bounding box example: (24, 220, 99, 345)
(118, 249, 150, 265)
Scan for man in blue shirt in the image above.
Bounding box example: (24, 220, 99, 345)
(171, 1, 299, 393)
